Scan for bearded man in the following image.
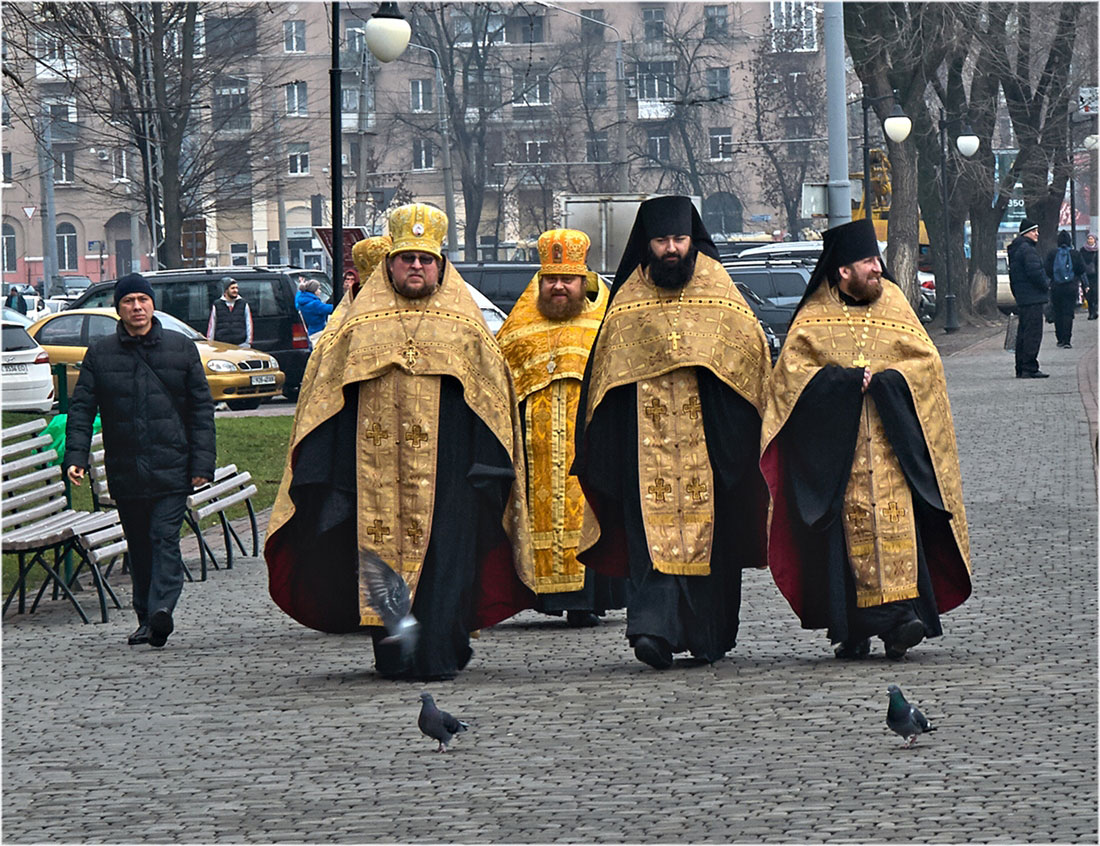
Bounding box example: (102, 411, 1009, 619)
(265, 204, 534, 681)
(760, 219, 972, 660)
(573, 196, 772, 669)
(496, 229, 626, 628)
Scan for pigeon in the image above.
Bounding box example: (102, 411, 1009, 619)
(360, 547, 419, 665)
(418, 692, 468, 753)
(886, 684, 936, 748)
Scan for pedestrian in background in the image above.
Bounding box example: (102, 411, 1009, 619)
(63, 273, 215, 648)
(1081, 233, 1098, 321)
(207, 276, 253, 347)
(295, 277, 333, 337)
(340, 269, 359, 300)
(1044, 230, 1086, 349)
(1007, 219, 1050, 378)
(5, 285, 27, 314)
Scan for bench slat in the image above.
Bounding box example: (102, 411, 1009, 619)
(0, 449, 59, 477)
(0, 434, 53, 461)
(195, 484, 257, 521)
(1, 466, 60, 496)
(2, 481, 66, 515)
(1, 418, 48, 441)
(187, 473, 252, 508)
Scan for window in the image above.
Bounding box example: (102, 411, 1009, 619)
(453, 14, 473, 46)
(110, 30, 132, 59)
(166, 15, 208, 57)
(54, 149, 74, 184)
(704, 6, 728, 38)
(706, 67, 730, 100)
(513, 71, 551, 106)
(46, 97, 77, 124)
(410, 79, 433, 113)
(514, 13, 544, 43)
(283, 20, 305, 52)
(709, 127, 733, 160)
(585, 72, 607, 107)
(288, 143, 309, 175)
(213, 76, 250, 131)
(3, 151, 11, 183)
(646, 129, 670, 162)
(112, 148, 130, 181)
(230, 243, 248, 266)
(36, 314, 83, 346)
(643, 8, 665, 41)
(637, 62, 675, 101)
(522, 139, 550, 163)
(586, 132, 609, 163)
(580, 9, 606, 42)
(2, 95, 9, 127)
(771, 1, 817, 52)
(465, 68, 502, 111)
(487, 13, 508, 44)
(341, 87, 359, 113)
(56, 222, 78, 270)
(2, 223, 15, 272)
(345, 18, 366, 52)
(87, 314, 117, 341)
(285, 81, 307, 116)
(412, 138, 433, 171)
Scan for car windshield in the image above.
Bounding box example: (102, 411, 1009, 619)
(155, 310, 203, 340)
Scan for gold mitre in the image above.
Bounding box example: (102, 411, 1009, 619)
(352, 234, 392, 279)
(387, 203, 448, 261)
(538, 228, 590, 277)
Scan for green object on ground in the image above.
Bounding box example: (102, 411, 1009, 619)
(42, 413, 101, 466)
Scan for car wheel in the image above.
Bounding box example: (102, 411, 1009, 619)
(225, 398, 262, 411)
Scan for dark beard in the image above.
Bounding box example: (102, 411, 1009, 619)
(647, 248, 696, 289)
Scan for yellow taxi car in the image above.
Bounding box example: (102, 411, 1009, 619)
(29, 308, 285, 410)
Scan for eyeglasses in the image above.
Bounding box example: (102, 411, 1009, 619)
(396, 252, 438, 267)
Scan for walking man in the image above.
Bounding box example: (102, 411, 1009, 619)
(1045, 230, 1086, 348)
(496, 228, 626, 627)
(64, 273, 215, 647)
(206, 275, 254, 347)
(1008, 219, 1050, 378)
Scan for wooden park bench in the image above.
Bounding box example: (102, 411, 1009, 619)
(1, 418, 123, 623)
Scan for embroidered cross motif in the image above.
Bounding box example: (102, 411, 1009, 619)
(648, 477, 672, 502)
(682, 395, 702, 421)
(686, 476, 708, 503)
(406, 519, 423, 546)
(881, 501, 907, 523)
(846, 506, 869, 531)
(667, 330, 682, 351)
(404, 424, 428, 448)
(644, 397, 668, 425)
(365, 422, 390, 446)
(365, 519, 391, 543)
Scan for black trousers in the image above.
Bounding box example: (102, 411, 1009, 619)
(1085, 277, 1098, 319)
(115, 494, 189, 624)
(1015, 303, 1045, 376)
(1050, 285, 1077, 345)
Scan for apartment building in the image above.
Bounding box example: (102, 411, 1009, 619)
(1, 1, 825, 287)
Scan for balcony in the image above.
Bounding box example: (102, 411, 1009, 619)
(637, 99, 674, 120)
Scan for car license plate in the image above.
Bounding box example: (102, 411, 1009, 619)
(2, 364, 28, 374)
(251, 373, 276, 386)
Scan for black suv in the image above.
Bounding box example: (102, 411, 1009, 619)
(451, 262, 541, 313)
(720, 258, 814, 342)
(67, 267, 311, 398)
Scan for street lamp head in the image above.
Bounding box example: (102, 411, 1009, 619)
(882, 104, 912, 144)
(1085, 135, 1099, 151)
(956, 125, 980, 158)
(365, 2, 411, 63)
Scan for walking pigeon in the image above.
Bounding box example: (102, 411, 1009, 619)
(361, 547, 419, 665)
(418, 693, 468, 753)
(886, 684, 936, 748)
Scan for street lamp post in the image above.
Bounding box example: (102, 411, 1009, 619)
(860, 92, 911, 222)
(365, 3, 459, 257)
(938, 109, 980, 333)
(330, 1, 344, 304)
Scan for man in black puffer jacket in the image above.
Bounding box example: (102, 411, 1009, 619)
(1007, 218, 1050, 378)
(64, 274, 216, 648)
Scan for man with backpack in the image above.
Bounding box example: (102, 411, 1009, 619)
(1045, 230, 1086, 350)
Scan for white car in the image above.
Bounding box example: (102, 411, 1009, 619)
(2, 320, 55, 412)
(465, 282, 507, 335)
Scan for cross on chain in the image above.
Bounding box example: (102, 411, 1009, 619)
(682, 395, 702, 421)
(648, 476, 672, 502)
(880, 501, 907, 523)
(686, 476, 708, 503)
(404, 424, 428, 448)
(365, 421, 390, 446)
(406, 519, 423, 546)
(667, 330, 682, 351)
(644, 397, 668, 425)
(365, 519, 391, 543)
(403, 339, 420, 368)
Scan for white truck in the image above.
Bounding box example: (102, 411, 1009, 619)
(559, 193, 703, 276)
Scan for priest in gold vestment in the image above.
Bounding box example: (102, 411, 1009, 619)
(573, 196, 772, 669)
(496, 228, 626, 628)
(265, 204, 535, 681)
(760, 219, 972, 660)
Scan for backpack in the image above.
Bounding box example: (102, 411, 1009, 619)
(1053, 246, 1075, 285)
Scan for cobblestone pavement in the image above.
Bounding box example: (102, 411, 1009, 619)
(3, 320, 1096, 843)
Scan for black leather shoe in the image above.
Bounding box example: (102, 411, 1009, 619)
(1017, 371, 1050, 378)
(148, 608, 174, 648)
(834, 638, 871, 659)
(127, 625, 149, 646)
(883, 618, 925, 660)
(566, 610, 601, 628)
(634, 635, 673, 669)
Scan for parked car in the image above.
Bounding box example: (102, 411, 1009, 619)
(733, 283, 783, 363)
(28, 308, 284, 410)
(734, 241, 824, 261)
(256, 266, 333, 302)
(464, 282, 507, 334)
(452, 262, 541, 313)
(66, 267, 310, 399)
(721, 260, 812, 341)
(2, 306, 35, 328)
(996, 251, 1014, 314)
(2, 320, 54, 413)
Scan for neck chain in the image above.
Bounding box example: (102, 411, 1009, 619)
(659, 285, 686, 352)
(396, 300, 430, 369)
(543, 321, 568, 373)
(840, 298, 872, 368)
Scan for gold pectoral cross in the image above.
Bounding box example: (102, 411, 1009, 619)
(853, 354, 870, 368)
(668, 330, 681, 351)
(402, 338, 420, 368)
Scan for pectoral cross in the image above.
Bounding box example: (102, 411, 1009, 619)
(667, 330, 682, 351)
(402, 339, 420, 368)
(853, 354, 871, 368)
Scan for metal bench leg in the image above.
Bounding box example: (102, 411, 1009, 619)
(184, 512, 216, 580)
(246, 500, 259, 556)
(224, 514, 247, 559)
(4, 554, 32, 616)
(217, 512, 236, 570)
(25, 553, 90, 624)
